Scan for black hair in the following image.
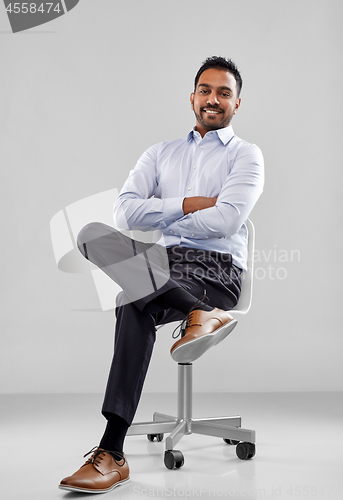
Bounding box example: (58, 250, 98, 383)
(194, 56, 243, 96)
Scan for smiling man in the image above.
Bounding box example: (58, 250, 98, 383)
(59, 56, 264, 494)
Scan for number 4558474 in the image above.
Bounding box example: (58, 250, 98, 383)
(5, 3, 61, 14)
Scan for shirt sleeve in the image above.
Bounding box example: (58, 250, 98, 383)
(113, 143, 185, 231)
(164, 143, 264, 239)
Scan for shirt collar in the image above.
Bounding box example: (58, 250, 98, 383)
(187, 125, 235, 145)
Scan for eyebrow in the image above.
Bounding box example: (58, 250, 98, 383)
(198, 83, 233, 93)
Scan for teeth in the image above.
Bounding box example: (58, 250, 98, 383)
(205, 110, 219, 114)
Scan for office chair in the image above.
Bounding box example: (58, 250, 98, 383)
(126, 219, 256, 469)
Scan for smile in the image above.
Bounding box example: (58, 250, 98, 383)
(203, 109, 221, 114)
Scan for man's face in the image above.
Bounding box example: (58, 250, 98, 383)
(190, 68, 241, 137)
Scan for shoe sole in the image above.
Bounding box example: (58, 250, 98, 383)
(59, 477, 130, 494)
(171, 319, 238, 363)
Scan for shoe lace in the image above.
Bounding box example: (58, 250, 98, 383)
(83, 446, 126, 467)
(171, 293, 209, 340)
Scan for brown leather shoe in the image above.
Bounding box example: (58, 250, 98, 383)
(59, 447, 129, 494)
(170, 308, 237, 363)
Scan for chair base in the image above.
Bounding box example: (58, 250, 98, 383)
(127, 363, 256, 468)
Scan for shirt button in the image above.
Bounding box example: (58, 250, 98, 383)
(188, 187, 192, 191)
(191, 234, 195, 237)
(200, 146, 203, 149)
(170, 230, 173, 234)
(193, 165, 197, 169)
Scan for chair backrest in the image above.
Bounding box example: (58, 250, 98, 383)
(230, 218, 255, 316)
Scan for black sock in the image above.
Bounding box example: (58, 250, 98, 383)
(99, 413, 129, 454)
(154, 287, 213, 316)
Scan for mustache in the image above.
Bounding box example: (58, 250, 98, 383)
(200, 105, 223, 112)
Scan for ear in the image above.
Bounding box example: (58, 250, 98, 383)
(190, 92, 195, 110)
(233, 98, 241, 115)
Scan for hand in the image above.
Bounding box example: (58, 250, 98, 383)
(183, 196, 217, 215)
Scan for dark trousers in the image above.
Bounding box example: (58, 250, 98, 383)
(77, 222, 242, 425)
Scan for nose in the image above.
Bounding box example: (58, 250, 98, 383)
(207, 93, 220, 106)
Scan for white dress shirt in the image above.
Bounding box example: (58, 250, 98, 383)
(114, 125, 264, 271)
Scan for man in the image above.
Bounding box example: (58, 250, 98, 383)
(59, 56, 264, 494)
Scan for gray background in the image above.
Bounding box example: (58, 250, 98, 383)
(1, 0, 342, 395)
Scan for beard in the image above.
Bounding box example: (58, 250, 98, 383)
(194, 106, 234, 132)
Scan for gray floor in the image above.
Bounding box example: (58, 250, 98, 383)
(1, 392, 343, 500)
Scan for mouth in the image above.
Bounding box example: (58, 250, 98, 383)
(202, 108, 222, 115)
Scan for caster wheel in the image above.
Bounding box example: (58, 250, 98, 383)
(147, 433, 164, 442)
(236, 442, 255, 460)
(223, 438, 240, 445)
(164, 450, 184, 469)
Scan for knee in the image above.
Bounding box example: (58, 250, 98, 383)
(76, 222, 106, 256)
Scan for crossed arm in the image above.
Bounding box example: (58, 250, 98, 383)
(114, 142, 264, 239)
(182, 196, 217, 215)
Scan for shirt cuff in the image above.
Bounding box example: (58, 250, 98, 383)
(162, 197, 185, 225)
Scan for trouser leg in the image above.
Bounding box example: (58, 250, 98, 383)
(76, 222, 189, 424)
(102, 276, 240, 426)
(77, 222, 180, 310)
(101, 298, 158, 425)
